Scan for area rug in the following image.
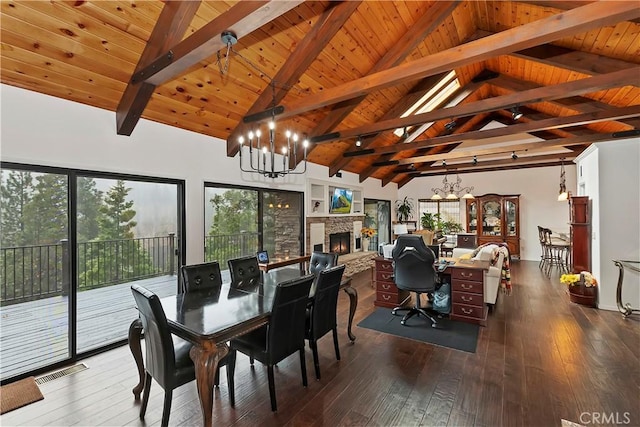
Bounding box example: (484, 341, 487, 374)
(0, 376, 44, 414)
(357, 308, 479, 353)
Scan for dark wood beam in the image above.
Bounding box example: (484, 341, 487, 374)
(274, 1, 640, 119)
(225, 1, 361, 157)
(313, 67, 639, 144)
(117, 0, 303, 136)
(116, 1, 201, 136)
(300, 1, 461, 164)
(344, 105, 640, 159)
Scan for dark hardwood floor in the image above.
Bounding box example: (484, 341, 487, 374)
(2, 261, 638, 427)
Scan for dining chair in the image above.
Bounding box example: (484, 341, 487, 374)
(228, 255, 261, 288)
(131, 284, 235, 427)
(228, 274, 314, 412)
(305, 264, 345, 380)
(180, 261, 223, 293)
(308, 251, 339, 298)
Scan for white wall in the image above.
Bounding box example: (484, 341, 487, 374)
(0, 84, 397, 263)
(399, 166, 577, 261)
(577, 138, 640, 311)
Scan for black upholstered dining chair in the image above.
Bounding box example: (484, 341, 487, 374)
(228, 274, 314, 412)
(391, 234, 439, 327)
(180, 261, 223, 293)
(305, 264, 345, 380)
(308, 251, 339, 298)
(228, 255, 261, 288)
(131, 284, 236, 427)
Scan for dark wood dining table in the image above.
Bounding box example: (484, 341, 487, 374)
(128, 267, 357, 427)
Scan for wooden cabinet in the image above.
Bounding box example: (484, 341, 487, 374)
(373, 257, 410, 308)
(449, 265, 487, 326)
(465, 194, 520, 258)
(569, 196, 590, 273)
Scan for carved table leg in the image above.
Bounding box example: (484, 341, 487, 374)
(128, 318, 145, 399)
(190, 342, 228, 427)
(342, 285, 358, 343)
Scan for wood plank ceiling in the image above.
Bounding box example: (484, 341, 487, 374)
(1, 1, 639, 187)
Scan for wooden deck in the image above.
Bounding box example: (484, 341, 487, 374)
(0, 275, 180, 381)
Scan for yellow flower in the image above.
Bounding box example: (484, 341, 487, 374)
(361, 227, 376, 238)
(561, 272, 598, 287)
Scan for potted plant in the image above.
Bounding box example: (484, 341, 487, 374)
(395, 197, 414, 222)
(440, 219, 464, 235)
(561, 271, 598, 307)
(420, 212, 441, 231)
(360, 227, 376, 251)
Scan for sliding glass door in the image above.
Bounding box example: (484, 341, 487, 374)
(204, 184, 303, 274)
(1, 166, 70, 381)
(364, 198, 391, 251)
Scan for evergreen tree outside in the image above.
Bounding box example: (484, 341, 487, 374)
(22, 174, 68, 245)
(0, 170, 34, 247)
(206, 189, 258, 266)
(77, 177, 103, 242)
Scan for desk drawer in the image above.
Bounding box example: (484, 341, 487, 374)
(376, 281, 397, 294)
(375, 260, 393, 272)
(374, 290, 409, 308)
(451, 268, 483, 282)
(376, 270, 395, 283)
(452, 303, 484, 319)
(452, 280, 483, 294)
(452, 291, 483, 307)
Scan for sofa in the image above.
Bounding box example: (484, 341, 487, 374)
(452, 244, 505, 306)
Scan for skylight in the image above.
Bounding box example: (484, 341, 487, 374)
(394, 70, 461, 138)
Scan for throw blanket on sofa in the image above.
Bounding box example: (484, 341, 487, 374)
(470, 242, 512, 291)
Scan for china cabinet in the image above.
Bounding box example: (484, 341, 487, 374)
(465, 194, 520, 258)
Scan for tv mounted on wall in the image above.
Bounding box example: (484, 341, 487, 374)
(329, 188, 353, 214)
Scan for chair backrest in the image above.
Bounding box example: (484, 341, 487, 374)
(308, 251, 339, 276)
(309, 265, 345, 339)
(131, 284, 175, 389)
(180, 261, 222, 293)
(228, 255, 261, 287)
(392, 234, 437, 293)
(267, 274, 314, 364)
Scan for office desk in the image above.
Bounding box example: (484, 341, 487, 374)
(128, 268, 357, 426)
(445, 258, 491, 326)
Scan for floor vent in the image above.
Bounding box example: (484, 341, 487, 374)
(35, 363, 89, 385)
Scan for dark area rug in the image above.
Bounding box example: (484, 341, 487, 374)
(357, 308, 479, 353)
(0, 376, 43, 414)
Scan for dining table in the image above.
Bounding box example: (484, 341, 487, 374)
(127, 267, 357, 427)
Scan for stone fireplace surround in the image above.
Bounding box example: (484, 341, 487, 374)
(306, 215, 376, 278)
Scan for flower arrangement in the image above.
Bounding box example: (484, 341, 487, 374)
(560, 271, 598, 287)
(361, 227, 376, 238)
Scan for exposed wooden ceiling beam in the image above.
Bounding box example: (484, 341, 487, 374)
(344, 105, 640, 159)
(225, 1, 361, 157)
(520, 1, 640, 24)
(273, 1, 640, 119)
(312, 67, 639, 144)
(117, 0, 302, 136)
(116, 1, 201, 136)
(299, 1, 461, 163)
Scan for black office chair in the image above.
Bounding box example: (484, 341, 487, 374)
(391, 234, 439, 328)
(305, 264, 345, 380)
(308, 251, 339, 298)
(180, 261, 222, 293)
(131, 284, 235, 427)
(229, 274, 314, 412)
(228, 255, 261, 288)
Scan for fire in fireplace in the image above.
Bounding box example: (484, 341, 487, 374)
(329, 232, 350, 255)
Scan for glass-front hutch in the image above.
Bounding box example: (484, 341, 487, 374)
(465, 194, 520, 258)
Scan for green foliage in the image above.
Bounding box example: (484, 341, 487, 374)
(23, 174, 68, 244)
(440, 220, 463, 234)
(98, 180, 137, 240)
(77, 177, 103, 242)
(421, 212, 441, 230)
(395, 196, 414, 222)
(1, 170, 33, 246)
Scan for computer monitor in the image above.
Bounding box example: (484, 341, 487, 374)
(428, 244, 440, 260)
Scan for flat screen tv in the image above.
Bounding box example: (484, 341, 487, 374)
(329, 188, 353, 214)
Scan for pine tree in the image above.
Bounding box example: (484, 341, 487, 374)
(0, 170, 34, 246)
(77, 177, 103, 242)
(23, 174, 68, 245)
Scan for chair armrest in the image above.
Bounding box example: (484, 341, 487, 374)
(486, 266, 501, 278)
(452, 248, 473, 258)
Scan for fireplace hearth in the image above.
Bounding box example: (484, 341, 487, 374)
(329, 232, 351, 255)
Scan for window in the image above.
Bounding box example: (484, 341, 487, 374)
(418, 199, 462, 230)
